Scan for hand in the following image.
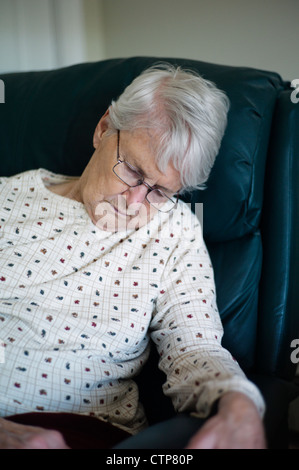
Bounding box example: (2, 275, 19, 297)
(185, 391, 266, 449)
(0, 417, 69, 449)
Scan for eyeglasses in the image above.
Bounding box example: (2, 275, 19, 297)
(112, 130, 178, 213)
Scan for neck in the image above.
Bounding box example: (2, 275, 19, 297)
(48, 178, 82, 202)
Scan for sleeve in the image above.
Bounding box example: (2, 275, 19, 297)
(149, 213, 265, 419)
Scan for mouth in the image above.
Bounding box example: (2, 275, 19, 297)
(111, 204, 130, 218)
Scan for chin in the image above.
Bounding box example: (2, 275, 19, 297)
(91, 200, 153, 232)
(94, 214, 149, 232)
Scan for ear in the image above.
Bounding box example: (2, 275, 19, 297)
(93, 109, 110, 148)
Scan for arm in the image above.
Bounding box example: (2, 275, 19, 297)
(151, 234, 265, 419)
(150, 205, 265, 446)
(0, 417, 69, 449)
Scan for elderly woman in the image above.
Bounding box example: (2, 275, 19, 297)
(0, 65, 265, 449)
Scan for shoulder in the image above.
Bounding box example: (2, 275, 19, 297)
(157, 199, 203, 245)
(0, 169, 41, 187)
(136, 199, 205, 258)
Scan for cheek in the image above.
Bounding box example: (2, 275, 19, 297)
(126, 202, 158, 229)
(86, 174, 122, 203)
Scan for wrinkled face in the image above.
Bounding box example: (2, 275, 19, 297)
(79, 115, 182, 232)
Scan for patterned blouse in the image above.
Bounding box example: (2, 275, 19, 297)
(0, 169, 265, 434)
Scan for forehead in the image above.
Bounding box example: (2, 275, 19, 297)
(119, 129, 182, 193)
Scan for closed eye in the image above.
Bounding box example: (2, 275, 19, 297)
(122, 161, 144, 185)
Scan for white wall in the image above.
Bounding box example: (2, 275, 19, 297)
(83, 0, 106, 63)
(1, 0, 298, 80)
(102, 0, 299, 81)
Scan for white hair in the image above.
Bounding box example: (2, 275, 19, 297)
(107, 63, 230, 193)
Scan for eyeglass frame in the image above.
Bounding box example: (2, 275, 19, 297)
(112, 129, 178, 213)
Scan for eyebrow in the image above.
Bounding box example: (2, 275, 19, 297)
(118, 130, 180, 195)
(126, 156, 180, 195)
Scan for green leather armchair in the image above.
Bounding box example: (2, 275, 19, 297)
(1, 56, 299, 449)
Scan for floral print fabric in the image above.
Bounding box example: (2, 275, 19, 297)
(0, 169, 264, 434)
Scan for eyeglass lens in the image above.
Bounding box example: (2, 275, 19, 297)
(113, 161, 175, 212)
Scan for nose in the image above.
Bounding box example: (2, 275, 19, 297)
(124, 185, 149, 206)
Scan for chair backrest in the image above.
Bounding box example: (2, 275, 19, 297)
(1, 56, 297, 378)
(257, 87, 299, 379)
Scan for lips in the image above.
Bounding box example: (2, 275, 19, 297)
(111, 204, 129, 217)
